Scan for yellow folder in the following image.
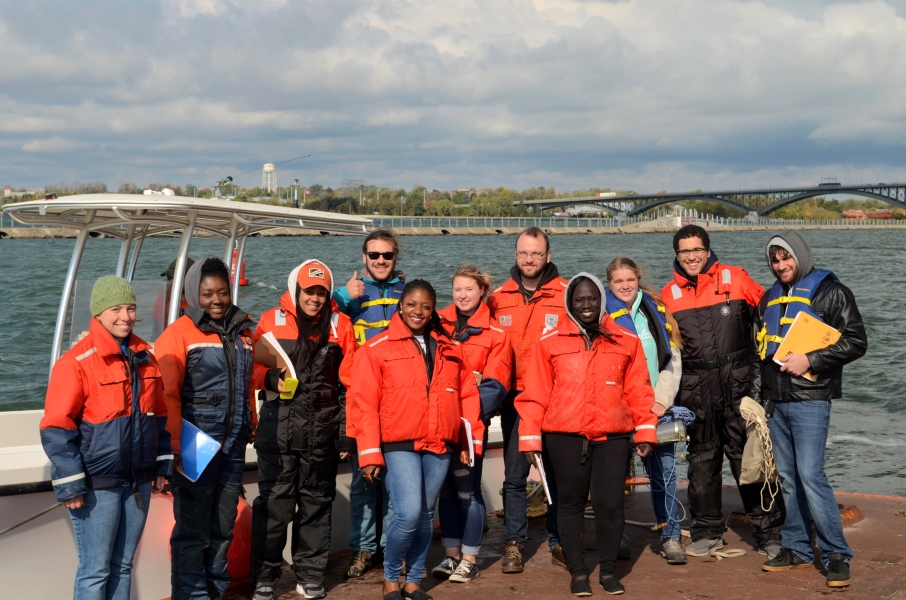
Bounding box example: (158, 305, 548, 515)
(772, 311, 840, 381)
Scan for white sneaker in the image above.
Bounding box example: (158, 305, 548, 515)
(432, 556, 461, 580)
(297, 582, 326, 599)
(449, 559, 480, 583)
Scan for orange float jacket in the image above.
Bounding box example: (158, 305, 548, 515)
(437, 302, 512, 391)
(40, 318, 173, 501)
(516, 274, 658, 451)
(349, 313, 484, 468)
(486, 264, 568, 391)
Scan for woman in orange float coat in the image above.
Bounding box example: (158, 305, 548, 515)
(249, 260, 357, 600)
(517, 272, 657, 597)
(431, 265, 512, 584)
(351, 279, 484, 600)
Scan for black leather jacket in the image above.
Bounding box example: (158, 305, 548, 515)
(750, 277, 867, 403)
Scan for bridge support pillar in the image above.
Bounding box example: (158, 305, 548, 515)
(746, 211, 760, 222)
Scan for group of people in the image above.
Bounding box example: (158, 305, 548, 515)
(40, 223, 867, 600)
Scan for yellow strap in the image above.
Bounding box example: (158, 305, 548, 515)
(353, 320, 392, 345)
(665, 322, 673, 331)
(766, 296, 811, 308)
(779, 317, 795, 325)
(657, 304, 666, 313)
(359, 298, 399, 309)
(609, 308, 629, 320)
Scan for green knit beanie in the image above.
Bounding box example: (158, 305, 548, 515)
(90, 275, 137, 316)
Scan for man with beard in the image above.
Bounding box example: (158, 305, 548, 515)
(487, 227, 568, 574)
(332, 229, 405, 579)
(661, 225, 785, 559)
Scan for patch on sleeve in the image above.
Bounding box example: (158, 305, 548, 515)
(498, 314, 513, 327)
(671, 284, 682, 300)
(275, 310, 286, 326)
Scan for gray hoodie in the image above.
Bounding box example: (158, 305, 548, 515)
(564, 272, 607, 333)
(764, 230, 815, 285)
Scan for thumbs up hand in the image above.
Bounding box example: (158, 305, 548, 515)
(346, 271, 365, 299)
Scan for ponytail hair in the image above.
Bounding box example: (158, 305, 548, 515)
(605, 256, 683, 350)
(399, 279, 448, 338)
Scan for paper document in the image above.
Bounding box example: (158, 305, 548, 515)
(255, 332, 297, 400)
(461, 417, 475, 467)
(533, 452, 553, 505)
(772, 312, 840, 381)
(179, 419, 221, 483)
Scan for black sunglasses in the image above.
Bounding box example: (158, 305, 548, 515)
(366, 251, 396, 260)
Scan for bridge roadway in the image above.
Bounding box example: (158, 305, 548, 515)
(517, 183, 906, 217)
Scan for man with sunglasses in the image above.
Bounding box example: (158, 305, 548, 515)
(660, 225, 785, 559)
(487, 226, 568, 574)
(332, 229, 405, 579)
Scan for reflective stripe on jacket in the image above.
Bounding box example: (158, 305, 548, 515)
(487, 273, 568, 391)
(349, 313, 484, 468)
(516, 315, 658, 451)
(332, 277, 405, 345)
(40, 318, 173, 502)
(155, 309, 256, 455)
(252, 291, 357, 454)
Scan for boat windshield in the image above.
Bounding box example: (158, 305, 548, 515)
(69, 279, 169, 348)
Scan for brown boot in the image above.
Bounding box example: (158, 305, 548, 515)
(551, 545, 568, 571)
(501, 541, 525, 574)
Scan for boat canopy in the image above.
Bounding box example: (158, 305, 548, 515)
(2, 195, 372, 370)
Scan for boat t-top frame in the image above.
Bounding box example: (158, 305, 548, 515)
(1, 194, 371, 372)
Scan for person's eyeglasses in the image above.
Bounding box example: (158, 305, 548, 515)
(515, 251, 548, 260)
(677, 247, 708, 258)
(366, 251, 396, 260)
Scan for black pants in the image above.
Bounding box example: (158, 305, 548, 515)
(252, 449, 339, 587)
(686, 397, 785, 544)
(545, 433, 630, 577)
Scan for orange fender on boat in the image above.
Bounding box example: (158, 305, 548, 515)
(231, 249, 250, 287)
(159, 491, 254, 584)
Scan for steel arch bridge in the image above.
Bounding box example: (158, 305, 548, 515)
(516, 183, 906, 217)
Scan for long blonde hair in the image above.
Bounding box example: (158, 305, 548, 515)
(605, 256, 683, 350)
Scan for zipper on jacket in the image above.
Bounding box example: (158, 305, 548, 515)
(220, 329, 238, 445)
(119, 351, 142, 505)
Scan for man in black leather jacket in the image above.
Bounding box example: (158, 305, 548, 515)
(750, 230, 867, 588)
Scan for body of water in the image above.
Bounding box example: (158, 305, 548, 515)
(1, 230, 903, 495)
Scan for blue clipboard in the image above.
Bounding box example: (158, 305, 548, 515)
(179, 419, 221, 483)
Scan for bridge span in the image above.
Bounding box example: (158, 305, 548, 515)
(516, 183, 906, 216)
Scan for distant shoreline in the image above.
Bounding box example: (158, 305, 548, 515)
(3, 222, 906, 239)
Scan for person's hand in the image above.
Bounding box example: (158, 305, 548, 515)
(460, 451, 470, 465)
(651, 403, 667, 417)
(339, 451, 350, 460)
(248, 425, 257, 444)
(361, 464, 381, 483)
(778, 353, 811, 377)
(172, 453, 183, 477)
(276, 367, 288, 393)
(636, 443, 654, 459)
(346, 271, 365, 299)
(152, 475, 166, 493)
(63, 495, 84, 510)
(523, 451, 539, 468)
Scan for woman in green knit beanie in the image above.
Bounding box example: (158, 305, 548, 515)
(91, 275, 138, 343)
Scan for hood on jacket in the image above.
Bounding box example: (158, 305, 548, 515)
(287, 259, 336, 310)
(565, 272, 607, 332)
(184, 258, 207, 310)
(765, 230, 815, 284)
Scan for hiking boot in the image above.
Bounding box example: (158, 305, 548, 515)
(618, 534, 631, 560)
(758, 542, 783, 560)
(297, 582, 327, 599)
(762, 548, 812, 572)
(344, 549, 373, 579)
(551, 545, 568, 570)
(449, 559, 480, 583)
(252, 585, 274, 600)
(431, 556, 460, 580)
(826, 554, 851, 587)
(600, 576, 625, 595)
(501, 541, 525, 573)
(660, 538, 687, 565)
(570, 578, 593, 597)
(686, 537, 724, 557)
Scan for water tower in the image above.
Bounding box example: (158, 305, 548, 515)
(261, 163, 276, 192)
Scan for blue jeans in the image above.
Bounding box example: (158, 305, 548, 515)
(171, 441, 246, 599)
(643, 442, 681, 540)
(769, 400, 851, 567)
(348, 452, 392, 554)
(383, 451, 451, 584)
(501, 394, 560, 549)
(68, 482, 152, 600)
(438, 435, 487, 555)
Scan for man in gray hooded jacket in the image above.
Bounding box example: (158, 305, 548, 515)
(749, 231, 867, 588)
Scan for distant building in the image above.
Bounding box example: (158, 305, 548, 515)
(3, 185, 11, 197)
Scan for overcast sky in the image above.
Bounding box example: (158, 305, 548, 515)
(2, 0, 906, 193)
